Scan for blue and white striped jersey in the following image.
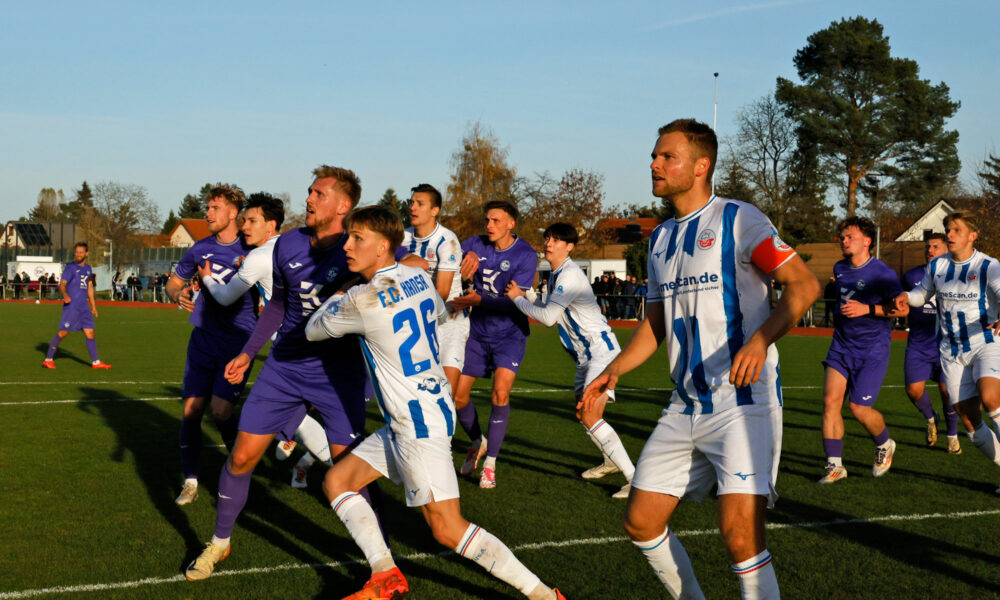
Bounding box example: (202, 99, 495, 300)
(907, 250, 1000, 358)
(646, 196, 795, 414)
(401, 223, 467, 324)
(307, 263, 456, 440)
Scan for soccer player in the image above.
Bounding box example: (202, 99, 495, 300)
(582, 119, 820, 599)
(896, 212, 1000, 487)
(166, 184, 256, 505)
(41, 242, 112, 369)
(450, 200, 537, 488)
(819, 217, 909, 484)
(901, 233, 960, 452)
(305, 205, 566, 600)
(184, 166, 381, 582)
(505, 222, 635, 499)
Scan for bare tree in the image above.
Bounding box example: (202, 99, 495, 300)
(443, 122, 518, 241)
(86, 181, 161, 250)
(730, 94, 795, 233)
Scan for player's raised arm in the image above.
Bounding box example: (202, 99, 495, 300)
(304, 291, 362, 341)
(198, 259, 255, 306)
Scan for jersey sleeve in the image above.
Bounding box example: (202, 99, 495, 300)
(907, 261, 937, 307)
(437, 236, 461, 272)
(201, 246, 266, 306)
(646, 226, 665, 302)
(511, 244, 537, 288)
(740, 207, 796, 273)
(879, 264, 903, 300)
(987, 259, 1000, 304)
(60, 264, 72, 284)
(546, 267, 584, 309)
(306, 289, 364, 340)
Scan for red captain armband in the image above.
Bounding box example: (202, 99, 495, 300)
(750, 234, 796, 274)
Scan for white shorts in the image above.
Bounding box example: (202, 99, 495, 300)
(942, 343, 1000, 403)
(575, 347, 619, 402)
(438, 317, 470, 372)
(632, 403, 782, 508)
(351, 425, 460, 508)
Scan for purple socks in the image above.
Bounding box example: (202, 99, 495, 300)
(179, 417, 203, 479)
(457, 402, 482, 441)
(45, 335, 62, 360)
(913, 392, 935, 420)
(485, 404, 510, 459)
(872, 427, 891, 446)
(217, 415, 239, 451)
(822, 438, 843, 460)
(215, 462, 252, 539)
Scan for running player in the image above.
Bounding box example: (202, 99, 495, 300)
(901, 233, 960, 452)
(505, 222, 634, 499)
(451, 200, 537, 489)
(42, 242, 112, 369)
(896, 212, 1000, 488)
(819, 217, 909, 484)
(582, 119, 820, 599)
(305, 205, 566, 600)
(184, 166, 382, 582)
(166, 185, 255, 505)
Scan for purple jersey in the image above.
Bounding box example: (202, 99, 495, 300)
(461, 234, 537, 341)
(175, 235, 257, 338)
(268, 228, 364, 372)
(830, 257, 903, 356)
(902, 265, 938, 352)
(61, 262, 93, 307)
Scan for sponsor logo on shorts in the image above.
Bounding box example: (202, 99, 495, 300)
(732, 472, 755, 480)
(408, 488, 420, 498)
(862, 395, 873, 402)
(288, 262, 303, 269)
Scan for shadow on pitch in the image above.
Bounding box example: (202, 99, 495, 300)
(35, 341, 90, 367)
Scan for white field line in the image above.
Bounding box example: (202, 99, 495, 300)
(1, 508, 997, 599)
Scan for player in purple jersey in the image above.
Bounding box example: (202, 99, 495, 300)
(185, 165, 384, 582)
(819, 217, 908, 484)
(42, 242, 112, 370)
(450, 200, 538, 489)
(165, 184, 256, 506)
(901, 233, 960, 452)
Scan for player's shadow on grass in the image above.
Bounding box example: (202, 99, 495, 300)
(773, 497, 1000, 594)
(34, 341, 90, 366)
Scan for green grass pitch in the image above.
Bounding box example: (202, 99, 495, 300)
(1, 302, 999, 599)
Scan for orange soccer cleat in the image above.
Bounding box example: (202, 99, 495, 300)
(342, 567, 409, 599)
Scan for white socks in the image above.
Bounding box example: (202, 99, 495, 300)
(584, 419, 635, 480)
(295, 414, 332, 465)
(210, 535, 230, 549)
(972, 422, 1000, 466)
(331, 492, 395, 573)
(455, 523, 548, 598)
(732, 549, 779, 599)
(633, 528, 705, 599)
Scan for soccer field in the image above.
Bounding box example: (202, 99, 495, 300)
(1, 302, 999, 599)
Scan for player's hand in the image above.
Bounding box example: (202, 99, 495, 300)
(196, 260, 213, 281)
(504, 281, 525, 300)
(840, 298, 868, 318)
(449, 289, 481, 310)
(893, 292, 910, 313)
(225, 353, 251, 384)
(177, 285, 196, 312)
(62, 297, 71, 305)
(91, 306, 98, 318)
(990, 320, 1000, 336)
(579, 367, 619, 413)
(460, 252, 480, 281)
(730, 334, 767, 387)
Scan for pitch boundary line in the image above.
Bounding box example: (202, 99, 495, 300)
(1, 508, 997, 599)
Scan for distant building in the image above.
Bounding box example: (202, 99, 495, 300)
(2, 221, 78, 250)
(166, 219, 212, 248)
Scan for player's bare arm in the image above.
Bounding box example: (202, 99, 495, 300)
(842, 297, 908, 319)
(459, 251, 479, 280)
(224, 353, 252, 384)
(449, 288, 481, 310)
(398, 253, 430, 271)
(60, 279, 70, 304)
(504, 280, 525, 300)
(166, 274, 197, 312)
(731, 255, 820, 387)
(87, 279, 98, 317)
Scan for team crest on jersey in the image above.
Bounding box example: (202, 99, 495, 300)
(500, 259, 510, 272)
(417, 377, 442, 394)
(969, 272, 978, 281)
(449, 254, 456, 261)
(856, 280, 866, 290)
(557, 285, 564, 293)
(697, 229, 716, 250)
(772, 236, 791, 251)
(234, 255, 245, 268)
(325, 266, 341, 283)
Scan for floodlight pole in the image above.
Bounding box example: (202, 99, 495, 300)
(713, 72, 719, 193)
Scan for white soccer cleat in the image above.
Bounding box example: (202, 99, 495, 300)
(479, 466, 497, 489)
(460, 439, 487, 476)
(818, 463, 848, 484)
(291, 465, 308, 489)
(581, 461, 620, 480)
(185, 542, 231, 581)
(275, 439, 297, 461)
(872, 439, 896, 477)
(612, 483, 631, 499)
(175, 481, 199, 505)
(947, 436, 962, 455)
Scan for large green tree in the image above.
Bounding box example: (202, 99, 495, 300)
(776, 16, 960, 218)
(377, 188, 411, 227)
(60, 181, 94, 222)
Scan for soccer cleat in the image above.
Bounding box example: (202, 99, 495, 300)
(555, 589, 568, 600)
(185, 542, 231, 581)
(91, 361, 112, 369)
(926, 420, 938, 446)
(872, 439, 896, 477)
(818, 463, 848, 484)
(459, 439, 487, 476)
(612, 483, 631, 499)
(275, 439, 298, 460)
(175, 481, 199, 505)
(948, 436, 962, 455)
(342, 566, 409, 599)
(291, 465, 308, 489)
(581, 461, 620, 480)
(41, 359, 55, 369)
(479, 466, 497, 489)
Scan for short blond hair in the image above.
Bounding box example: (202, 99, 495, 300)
(944, 211, 979, 233)
(312, 165, 362, 207)
(208, 183, 245, 211)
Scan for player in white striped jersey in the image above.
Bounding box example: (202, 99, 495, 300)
(505, 222, 635, 499)
(197, 193, 332, 490)
(897, 211, 1000, 485)
(583, 120, 819, 600)
(306, 206, 566, 600)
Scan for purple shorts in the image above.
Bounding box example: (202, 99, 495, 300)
(462, 334, 527, 378)
(822, 348, 889, 407)
(239, 357, 367, 447)
(182, 327, 252, 403)
(903, 345, 942, 385)
(58, 304, 94, 331)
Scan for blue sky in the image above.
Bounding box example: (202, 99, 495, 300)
(2, 1, 997, 225)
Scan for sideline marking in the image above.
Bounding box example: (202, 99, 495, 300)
(2, 508, 998, 599)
